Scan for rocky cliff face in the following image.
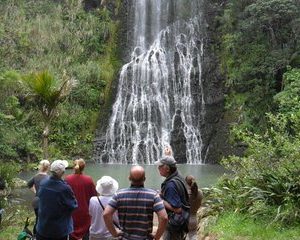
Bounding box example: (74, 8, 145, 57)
(168, 0, 232, 163)
(93, 0, 234, 164)
(196, 0, 227, 163)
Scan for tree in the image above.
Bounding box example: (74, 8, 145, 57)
(220, 0, 300, 130)
(21, 70, 76, 159)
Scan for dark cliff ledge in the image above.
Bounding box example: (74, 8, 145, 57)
(200, 0, 229, 163)
(92, 0, 130, 162)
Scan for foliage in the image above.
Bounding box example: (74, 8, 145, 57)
(0, 71, 41, 161)
(211, 211, 300, 240)
(0, 205, 34, 240)
(207, 68, 300, 226)
(0, 163, 20, 188)
(0, 0, 121, 161)
(219, 0, 300, 130)
(212, 0, 300, 227)
(0, 163, 20, 210)
(21, 70, 76, 158)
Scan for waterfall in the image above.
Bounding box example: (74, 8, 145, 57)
(100, 0, 204, 164)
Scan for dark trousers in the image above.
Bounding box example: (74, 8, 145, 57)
(69, 232, 89, 240)
(36, 232, 68, 240)
(33, 208, 38, 235)
(163, 227, 187, 240)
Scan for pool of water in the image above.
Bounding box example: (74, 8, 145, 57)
(17, 163, 228, 206)
(20, 163, 227, 188)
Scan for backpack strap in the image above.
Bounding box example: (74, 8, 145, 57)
(170, 176, 190, 210)
(97, 197, 121, 230)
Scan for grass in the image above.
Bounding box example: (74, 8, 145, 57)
(0, 204, 34, 240)
(1, 205, 300, 240)
(211, 211, 300, 240)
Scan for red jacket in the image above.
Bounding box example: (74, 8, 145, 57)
(65, 174, 97, 239)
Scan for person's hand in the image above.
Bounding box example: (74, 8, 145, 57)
(173, 207, 182, 214)
(150, 232, 158, 240)
(114, 229, 123, 238)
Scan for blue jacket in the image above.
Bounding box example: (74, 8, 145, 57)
(37, 176, 78, 238)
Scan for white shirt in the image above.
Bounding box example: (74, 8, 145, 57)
(89, 196, 119, 239)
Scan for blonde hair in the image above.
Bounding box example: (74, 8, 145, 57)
(39, 160, 50, 172)
(74, 158, 85, 174)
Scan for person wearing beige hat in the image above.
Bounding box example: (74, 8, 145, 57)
(155, 154, 190, 240)
(88, 176, 119, 240)
(36, 160, 78, 240)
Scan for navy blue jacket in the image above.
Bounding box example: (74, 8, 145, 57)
(37, 176, 78, 238)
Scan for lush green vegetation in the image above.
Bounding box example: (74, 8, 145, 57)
(0, 204, 34, 240)
(205, 0, 300, 236)
(0, 0, 300, 238)
(211, 212, 300, 240)
(220, 0, 300, 130)
(0, 0, 121, 163)
(0, 1, 121, 237)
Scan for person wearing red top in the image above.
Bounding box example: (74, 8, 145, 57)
(65, 158, 97, 240)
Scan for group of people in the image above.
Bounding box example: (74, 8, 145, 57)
(27, 148, 203, 240)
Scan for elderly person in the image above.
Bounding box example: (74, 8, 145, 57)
(156, 155, 190, 240)
(36, 160, 78, 240)
(65, 158, 97, 240)
(89, 176, 119, 240)
(27, 159, 50, 235)
(103, 165, 168, 240)
(185, 175, 203, 240)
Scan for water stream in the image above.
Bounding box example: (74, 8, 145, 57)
(100, 0, 204, 164)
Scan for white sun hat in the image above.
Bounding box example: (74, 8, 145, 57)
(96, 176, 119, 196)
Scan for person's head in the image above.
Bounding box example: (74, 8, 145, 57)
(96, 176, 119, 196)
(185, 175, 195, 186)
(129, 165, 145, 186)
(38, 159, 50, 173)
(155, 156, 177, 177)
(74, 158, 85, 174)
(164, 146, 172, 156)
(185, 175, 198, 196)
(50, 160, 68, 178)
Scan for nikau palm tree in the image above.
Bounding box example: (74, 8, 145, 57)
(21, 70, 76, 159)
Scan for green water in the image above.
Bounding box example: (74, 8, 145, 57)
(79, 163, 227, 189)
(21, 163, 227, 189)
(17, 163, 228, 205)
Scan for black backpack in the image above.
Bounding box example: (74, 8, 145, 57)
(167, 176, 190, 232)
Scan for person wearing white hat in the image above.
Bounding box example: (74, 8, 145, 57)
(88, 176, 119, 240)
(36, 160, 78, 240)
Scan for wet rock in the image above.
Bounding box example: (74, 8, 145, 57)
(12, 178, 27, 189)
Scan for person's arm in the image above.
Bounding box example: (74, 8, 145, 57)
(162, 182, 183, 213)
(63, 185, 78, 211)
(27, 177, 36, 193)
(103, 205, 122, 238)
(153, 208, 168, 240)
(163, 200, 182, 213)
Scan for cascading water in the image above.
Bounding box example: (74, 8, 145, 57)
(100, 0, 205, 164)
